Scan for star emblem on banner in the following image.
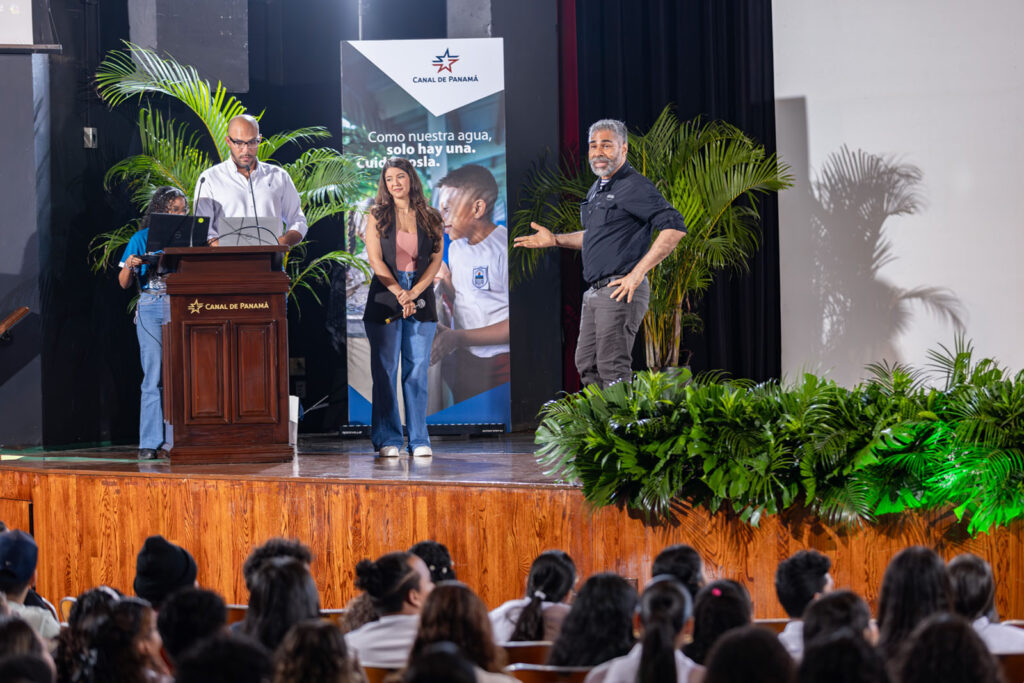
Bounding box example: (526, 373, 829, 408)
(187, 299, 202, 315)
(432, 48, 459, 73)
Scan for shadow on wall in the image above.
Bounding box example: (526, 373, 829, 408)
(808, 146, 964, 376)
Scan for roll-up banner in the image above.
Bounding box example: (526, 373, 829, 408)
(0, 2, 33, 45)
(341, 39, 510, 432)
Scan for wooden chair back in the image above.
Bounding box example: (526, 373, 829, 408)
(320, 608, 347, 625)
(226, 604, 248, 625)
(59, 596, 77, 623)
(754, 618, 789, 634)
(362, 666, 397, 683)
(1000, 654, 1024, 683)
(506, 664, 591, 683)
(503, 641, 553, 665)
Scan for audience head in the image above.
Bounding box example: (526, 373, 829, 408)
(85, 597, 164, 683)
(637, 576, 694, 683)
(652, 544, 705, 604)
(410, 540, 456, 583)
(242, 537, 313, 591)
(0, 617, 53, 671)
(54, 586, 122, 683)
(355, 551, 434, 617)
(0, 654, 55, 683)
(548, 572, 638, 667)
(802, 590, 875, 646)
(0, 530, 38, 597)
(894, 613, 1002, 683)
(947, 553, 996, 620)
(174, 633, 272, 683)
(704, 625, 795, 683)
(157, 587, 227, 664)
(241, 556, 320, 652)
(684, 579, 752, 665)
(509, 549, 576, 642)
(410, 581, 505, 673)
(339, 591, 378, 633)
(402, 641, 477, 683)
(775, 550, 833, 619)
(876, 546, 952, 659)
(273, 620, 359, 683)
(133, 535, 197, 609)
(798, 630, 890, 683)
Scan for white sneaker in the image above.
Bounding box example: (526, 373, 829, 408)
(378, 446, 400, 457)
(412, 446, 433, 457)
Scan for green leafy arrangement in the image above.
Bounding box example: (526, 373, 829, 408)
(89, 42, 371, 309)
(536, 337, 1024, 535)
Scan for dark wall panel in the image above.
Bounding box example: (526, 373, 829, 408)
(491, 0, 563, 427)
(39, 0, 139, 447)
(0, 54, 43, 447)
(129, 0, 249, 92)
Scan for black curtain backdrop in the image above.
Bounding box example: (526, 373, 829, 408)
(573, 0, 781, 381)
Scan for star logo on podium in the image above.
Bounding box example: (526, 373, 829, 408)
(432, 48, 459, 73)
(187, 299, 202, 315)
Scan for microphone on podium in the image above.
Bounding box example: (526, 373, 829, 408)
(384, 299, 426, 324)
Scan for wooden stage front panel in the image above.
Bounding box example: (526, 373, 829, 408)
(1, 452, 1023, 617)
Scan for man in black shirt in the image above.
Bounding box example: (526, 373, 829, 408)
(515, 119, 686, 388)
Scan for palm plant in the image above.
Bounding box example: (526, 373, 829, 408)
(90, 42, 370, 305)
(510, 105, 793, 369)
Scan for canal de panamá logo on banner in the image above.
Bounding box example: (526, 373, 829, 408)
(416, 46, 477, 83)
(347, 38, 504, 117)
(432, 48, 459, 73)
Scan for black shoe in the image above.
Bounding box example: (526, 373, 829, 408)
(138, 448, 160, 460)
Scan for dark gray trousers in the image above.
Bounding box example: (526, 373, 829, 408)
(575, 279, 650, 388)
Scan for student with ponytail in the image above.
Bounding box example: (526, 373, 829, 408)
(343, 551, 435, 668)
(489, 550, 576, 642)
(584, 576, 701, 683)
(683, 580, 753, 665)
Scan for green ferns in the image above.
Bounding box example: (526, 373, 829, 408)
(536, 338, 1024, 535)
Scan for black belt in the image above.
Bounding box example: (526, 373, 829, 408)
(589, 275, 625, 291)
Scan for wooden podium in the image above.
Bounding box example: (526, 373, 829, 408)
(161, 246, 293, 464)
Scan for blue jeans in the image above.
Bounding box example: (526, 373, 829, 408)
(136, 291, 172, 450)
(364, 272, 436, 451)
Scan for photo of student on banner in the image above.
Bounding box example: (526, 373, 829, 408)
(431, 164, 510, 403)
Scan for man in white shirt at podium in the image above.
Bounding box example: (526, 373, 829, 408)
(194, 114, 307, 247)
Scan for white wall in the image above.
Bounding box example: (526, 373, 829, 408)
(774, 0, 1024, 386)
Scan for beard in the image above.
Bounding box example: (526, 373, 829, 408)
(589, 153, 620, 177)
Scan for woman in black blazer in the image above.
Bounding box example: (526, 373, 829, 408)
(362, 157, 444, 457)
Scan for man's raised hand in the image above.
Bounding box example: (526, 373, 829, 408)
(513, 222, 557, 249)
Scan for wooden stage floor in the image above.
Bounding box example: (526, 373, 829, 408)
(0, 433, 560, 488)
(3, 433, 1024, 619)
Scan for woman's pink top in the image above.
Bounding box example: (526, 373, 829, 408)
(395, 230, 418, 272)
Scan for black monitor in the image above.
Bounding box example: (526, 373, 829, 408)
(146, 213, 211, 251)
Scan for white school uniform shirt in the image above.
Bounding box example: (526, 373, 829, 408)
(584, 643, 700, 683)
(344, 613, 420, 668)
(973, 616, 1024, 654)
(7, 601, 61, 642)
(778, 619, 804, 659)
(194, 159, 308, 242)
(448, 225, 509, 358)
(489, 597, 568, 643)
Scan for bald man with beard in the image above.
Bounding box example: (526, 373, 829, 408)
(194, 114, 308, 247)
